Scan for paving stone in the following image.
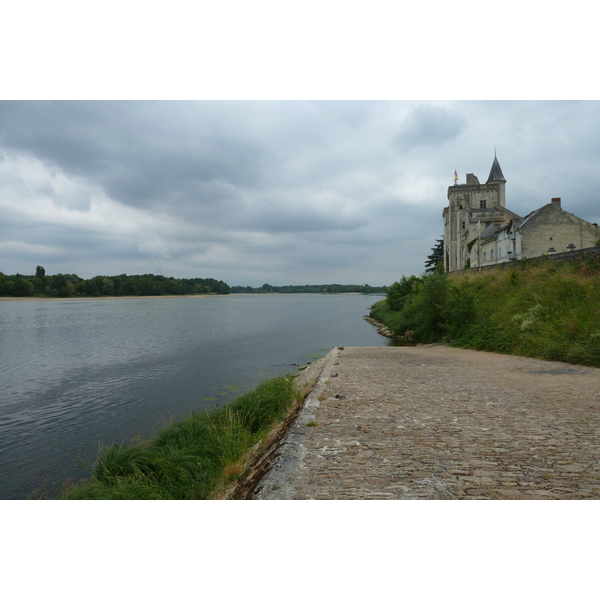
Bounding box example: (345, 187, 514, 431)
(253, 346, 600, 500)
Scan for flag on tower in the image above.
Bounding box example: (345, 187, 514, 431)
(453, 169, 458, 183)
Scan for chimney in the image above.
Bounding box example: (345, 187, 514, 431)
(551, 197, 561, 206)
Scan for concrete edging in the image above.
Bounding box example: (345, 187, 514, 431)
(252, 346, 342, 499)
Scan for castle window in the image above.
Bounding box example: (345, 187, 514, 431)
(483, 251, 487, 262)
(462, 221, 465, 230)
(491, 249, 494, 260)
(480, 200, 487, 209)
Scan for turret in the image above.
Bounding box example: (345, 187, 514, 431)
(486, 154, 506, 206)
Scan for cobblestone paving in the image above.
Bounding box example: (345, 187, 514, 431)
(254, 346, 600, 499)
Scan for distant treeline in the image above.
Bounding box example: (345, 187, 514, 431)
(0, 267, 230, 297)
(230, 283, 386, 294)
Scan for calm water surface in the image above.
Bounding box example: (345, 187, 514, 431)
(0, 294, 390, 499)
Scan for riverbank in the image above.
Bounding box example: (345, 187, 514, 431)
(371, 260, 600, 367)
(219, 350, 335, 499)
(363, 315, 395, 339)
(55, 357, 331, 499)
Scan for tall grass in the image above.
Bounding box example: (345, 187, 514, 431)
(371, 260, 600, 366)
(59, 376, 302, 500)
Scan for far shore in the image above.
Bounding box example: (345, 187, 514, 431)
(0, 294, 218, 302)
(1, 291, 375, 302)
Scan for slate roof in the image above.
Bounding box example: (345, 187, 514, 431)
(486, 155, 506, 183)
(479, 222, 503, 242)
(516, 206, 545, 229)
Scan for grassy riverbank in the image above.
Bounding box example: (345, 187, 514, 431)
(57, 376, 303, 500)
(371, 259, 600, 367)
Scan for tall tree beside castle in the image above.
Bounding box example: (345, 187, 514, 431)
(425, 239, 444, 272)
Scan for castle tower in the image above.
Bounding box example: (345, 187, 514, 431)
(443, 154, 515, 272)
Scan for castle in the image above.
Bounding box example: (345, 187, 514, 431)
(442, 155, 599, 272)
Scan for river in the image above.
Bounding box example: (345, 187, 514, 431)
(0, 294, 391, 499)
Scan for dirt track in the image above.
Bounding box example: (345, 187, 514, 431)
(254, 345, 600, 499)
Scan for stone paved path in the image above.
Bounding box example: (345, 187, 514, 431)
(253, 345, 600, 499)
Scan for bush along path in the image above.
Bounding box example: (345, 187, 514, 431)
(370, 260, 600, 367)
(57, 376, 305, 500)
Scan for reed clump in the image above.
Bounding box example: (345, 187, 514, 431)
(59, 376, 302, 500)
(371, 260, 600, 367)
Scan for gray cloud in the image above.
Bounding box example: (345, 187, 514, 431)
(393, 104, 467, 152)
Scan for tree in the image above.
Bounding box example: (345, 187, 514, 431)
(102, 278, 115, 295)
(425, 239, 444, 273)
(13, 277, 35, 297)
(52, 274, 71, 297)
(36, 265, 46, 278)
(414, 269, 449, 341)
(386, 275, 420, 311)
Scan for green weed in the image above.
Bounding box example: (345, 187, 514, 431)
(59, 376, 302, 500)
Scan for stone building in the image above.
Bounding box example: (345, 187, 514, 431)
(444, 155, 599, 272)
(443, 155, 519, 272)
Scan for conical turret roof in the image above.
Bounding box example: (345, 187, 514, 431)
(486, 155, 506, 183)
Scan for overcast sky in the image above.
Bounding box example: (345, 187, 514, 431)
(1, 100, 599, 287)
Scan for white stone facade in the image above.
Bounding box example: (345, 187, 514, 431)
(443, 156, 518, 272)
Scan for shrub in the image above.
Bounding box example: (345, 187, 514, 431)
(412, 269, 450, 342)
(385, 275, 420, 312)
(374, 260, 600, 367)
